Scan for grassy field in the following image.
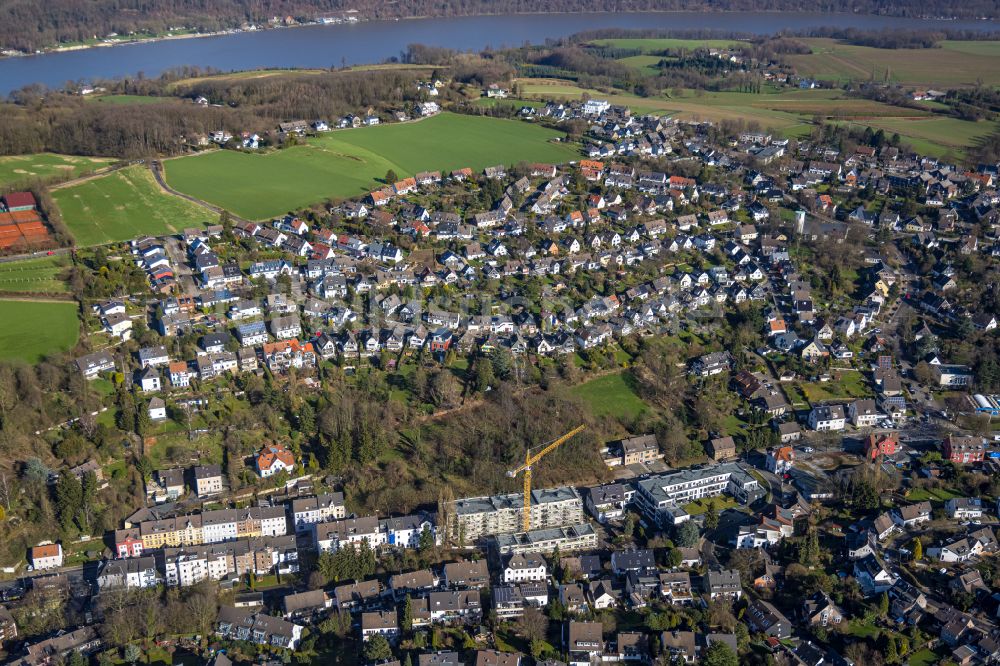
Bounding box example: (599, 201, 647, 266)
(616, 54, 665, 76)
(0, 256, 70, 294)
(0, 153, 114, 187)
(589, 37, 743, 52)
(836, 117, 1000, 158)
(0, 299, 78, 362)
(52, 166, 210, 246)
(164, 113, 580, 219)
(788, 39, 1000, 87)
(165, 68, 328, 91)
(569, 371, 648, 420)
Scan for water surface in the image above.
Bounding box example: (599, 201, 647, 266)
(1, 11, 997, 94)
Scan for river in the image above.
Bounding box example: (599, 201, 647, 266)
(0, 11, 997, 95)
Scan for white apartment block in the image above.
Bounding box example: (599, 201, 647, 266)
(503, 553, 548, 583)
(291, 493, 347, 531)
(313, 516, 386, 552)
(635, 463, 761, 527)
(808, 404, 846, 431)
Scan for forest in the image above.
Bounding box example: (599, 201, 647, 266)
(0, 68, 427, 159)
(0, 0, 997, 53)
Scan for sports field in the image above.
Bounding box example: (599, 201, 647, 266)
(0, 153, 114, 187)
(164, 113, 580, 219)
(0, 299, 79, 363)
(0, 256, 70, 294)
(52, 166, 210, 246)
(788, 39, 1000, 87)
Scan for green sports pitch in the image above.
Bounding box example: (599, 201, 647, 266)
(0, 299, 79, 363)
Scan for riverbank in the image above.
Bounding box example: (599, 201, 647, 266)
(4, 24, 322, 58)
(2, 11, 999, 94)
(3, 8, 996, 60)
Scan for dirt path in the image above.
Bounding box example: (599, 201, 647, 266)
(147, 161, 253, 223)
(0, 294, 76, 304)
(48, 162, 130, 190)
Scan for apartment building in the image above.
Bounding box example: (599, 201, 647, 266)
(160, 535, 299, 587)
(192, 464, 224, 496)
(138, 506, 288, 549)
(489, 523, 598, 555)
(446, 486, 583, 542)
(96, 556, 161, 590)
(634, 463, 761, 527)
(291, 493, 346, 531)
(313, 516, 386, 552)
(502, 553, 548, 583)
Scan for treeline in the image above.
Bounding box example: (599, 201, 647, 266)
(572, 26, 1000, 47)
(1, 0, 997, 53)
(0, 68, 425, 158)
(791, 26, 1000, 47)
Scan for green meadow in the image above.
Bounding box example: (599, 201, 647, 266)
(0, 256, 70, 294)
(0, 153, 114, 187)
(570, 371, 649, 421)
(52, 166, 210, 246)
(0, 299, 79, 363)
(163, 113, 580, 219)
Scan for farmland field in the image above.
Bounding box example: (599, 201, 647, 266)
(164, 113, 580, 219)
(52, 166, 210, 246)
(0, 299, 79, 363)
(788, 39, 1000, 87)
(835, 117, 1000, 158)
(0, 256, 70, 294)
(0, 153, 114, 187)
(589, 37, 743, 52)
(616, 55, 665, 76)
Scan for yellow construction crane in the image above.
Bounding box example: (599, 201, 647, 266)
(507, 424, 586, 533)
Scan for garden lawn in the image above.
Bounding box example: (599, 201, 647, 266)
(164, 113, 580, 219)
(907, 649, 940, 666)
(907, 487, 959, 502)
(569, 371, 648, 420)
(52, 165, 210, 246)
(0, 153, 113, 187)
(0, 256, 69, 293)
(683, 495, 738, 515)
(796, 372, 872, 403)
(0, 299, 78, 363)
